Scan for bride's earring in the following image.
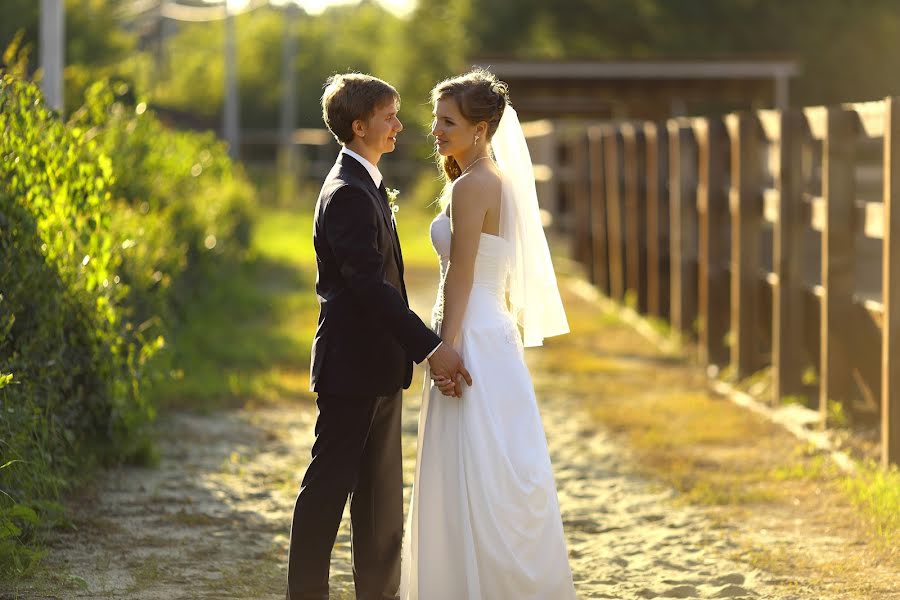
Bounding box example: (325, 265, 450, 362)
(473, 134, 479, 146)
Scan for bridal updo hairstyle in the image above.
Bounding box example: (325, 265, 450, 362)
(431, 68, 510, 182)
(321, 73, 400, 144)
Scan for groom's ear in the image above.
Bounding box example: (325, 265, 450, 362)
(352, 119, 366, 139)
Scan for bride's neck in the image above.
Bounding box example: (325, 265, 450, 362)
(454, 149, 489, 173)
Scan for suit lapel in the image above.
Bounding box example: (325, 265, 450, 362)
(338, 154, 404, 271)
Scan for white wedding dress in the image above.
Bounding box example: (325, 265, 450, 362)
(399, 211, 576, 600)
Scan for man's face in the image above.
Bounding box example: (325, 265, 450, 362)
(360, 99, 403, 155)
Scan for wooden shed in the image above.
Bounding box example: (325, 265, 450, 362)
(472, 58, 799, 121)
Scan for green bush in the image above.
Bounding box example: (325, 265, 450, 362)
(0, 71, 254, 577)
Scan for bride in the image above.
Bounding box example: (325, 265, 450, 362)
(399, 69, 577, 599)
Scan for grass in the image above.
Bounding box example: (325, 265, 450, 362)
(842, 462, 900, 547)
(586, 388, 786, 506)
(155, 200, 441, 411)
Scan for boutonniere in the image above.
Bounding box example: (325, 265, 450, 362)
(386, 187, 400, 216)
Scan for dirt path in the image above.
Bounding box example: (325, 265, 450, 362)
(30, 388, 796, 600)
(7, 275, 889, 599)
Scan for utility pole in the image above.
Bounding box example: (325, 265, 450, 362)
(156, 1, 172, 97)
(223, 4, 240, 160)
(278, 3, 299, 204)
(39, 0, 65, 112)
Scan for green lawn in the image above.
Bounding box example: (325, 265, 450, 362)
(155, 202, 440, 410)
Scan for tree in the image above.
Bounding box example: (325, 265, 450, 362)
(0, 0, 137, 111)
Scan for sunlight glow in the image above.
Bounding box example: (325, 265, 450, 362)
(269, 0, 415, 16)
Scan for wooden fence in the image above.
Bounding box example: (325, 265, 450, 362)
(537, 98, 900, 468)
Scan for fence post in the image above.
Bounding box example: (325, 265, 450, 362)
(570, 133, 593, 273)
(772, 110, 806, 405)
(668, 121, 699, 338)
(727, 113, 764, 378)
(645, 122, 671, 321)
(604, 128, 626, 302)
(623, 124, 649, 312)
(696, 118, 731, 368)
(883, 97, 900, 466)
(820, 107, 857, 426)
(588, 126, 610, 295)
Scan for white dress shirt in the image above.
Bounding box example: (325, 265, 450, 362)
(341, 147, 383, 188)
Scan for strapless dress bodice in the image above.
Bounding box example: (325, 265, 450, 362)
(429, 212, 512, 328)
(429, 212, 510, 293)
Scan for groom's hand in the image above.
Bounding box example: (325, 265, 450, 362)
(427, 344, 472, 397)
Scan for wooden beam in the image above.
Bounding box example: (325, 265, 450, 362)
(645, 122, 671, 320)
(819, 107, 858, 427)
(622, 124, 649, 312)
(39, 0, 65, 112)
(588, 126, 610, 295)
(570, 134, 593, 271)
(604, 129, 626, 301)
(696, 117, 731, 368)
(807, 196, 884, 239)
(772, 110, 806, 404)
(727, 113, 764, 378)
(667, 121, 699, 338)
(883, 97, 900, 466)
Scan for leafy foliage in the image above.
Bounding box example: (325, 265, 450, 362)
(0, 69, 254, 577)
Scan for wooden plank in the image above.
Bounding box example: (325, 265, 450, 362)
(809, 195, 825, 231)
(667, 120, 699, 338)
(758, 109, 782, 142)
(604, 128, 626, 301)
(763, 188, 780, 224)
(622, 124, 649, 312)
(883, 97, 900, 467)
(808, 195, 885, 239)
(820, 107, 858, 427)
(772, 109, 806, 405)
(696, 117, 730, 367)
(587, 126, 610, 295)
(636, 129, 650, 313)
(804, 106, 829, 140)
(845, 99, 888, 138)
(727, 113, 765, 378)
(645, 122, 671, 320)
(864, 201, 885, 239)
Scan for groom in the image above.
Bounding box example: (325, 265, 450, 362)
(286, 73, 471, 599)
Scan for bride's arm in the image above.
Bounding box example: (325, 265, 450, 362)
(439, 176, 488, 349)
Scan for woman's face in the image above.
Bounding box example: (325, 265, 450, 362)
(431, 96, 478, 157)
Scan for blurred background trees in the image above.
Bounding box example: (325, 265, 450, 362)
(4, 0, 900, 140)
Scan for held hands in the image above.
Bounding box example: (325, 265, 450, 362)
(432, 372, 462, 397)
(427, 343, 472, 398)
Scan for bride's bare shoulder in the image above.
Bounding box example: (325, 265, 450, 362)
(453, 167, 502, 209)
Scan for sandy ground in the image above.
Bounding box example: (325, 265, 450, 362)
(4, 276, 894, 600)
(22, 390, 799, 600)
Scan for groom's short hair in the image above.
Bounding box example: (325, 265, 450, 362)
(321, 73, 400, 145)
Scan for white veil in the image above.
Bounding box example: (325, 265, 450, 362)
(491, 104, 569, 347)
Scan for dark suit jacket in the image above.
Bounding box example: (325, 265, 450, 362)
(309, 153, 441, 397)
